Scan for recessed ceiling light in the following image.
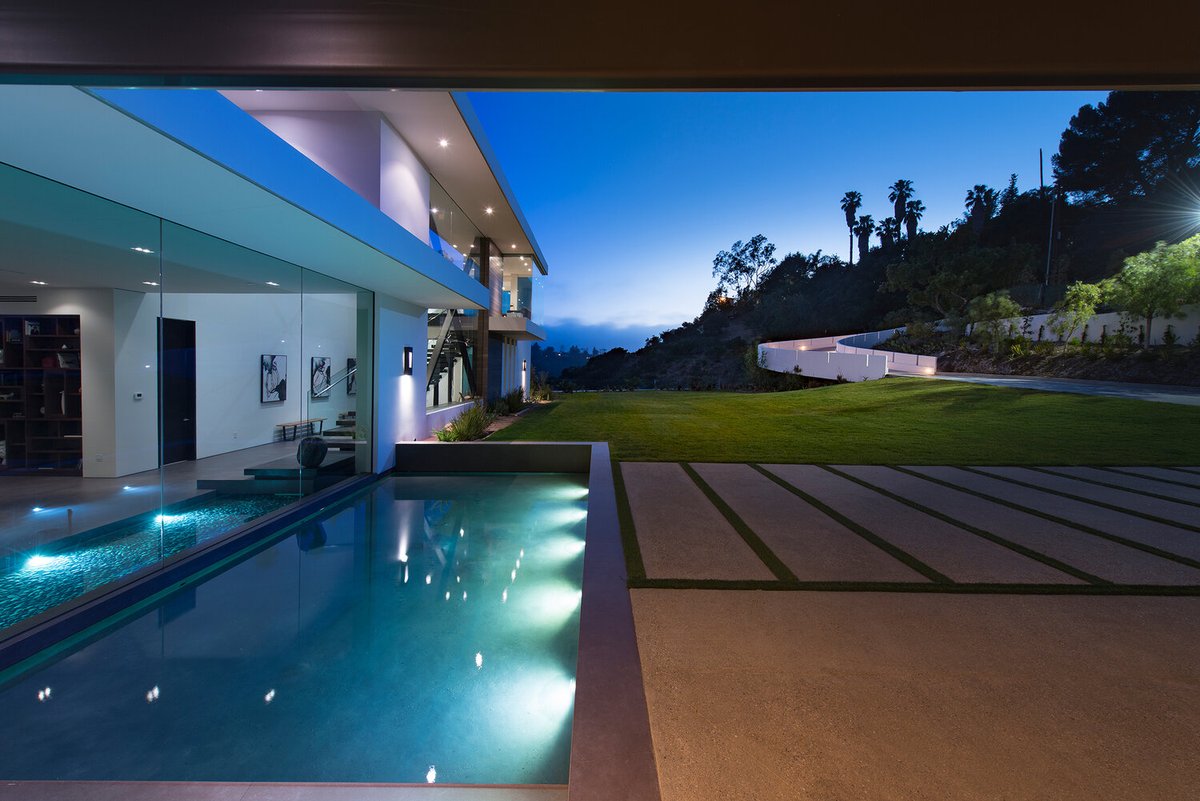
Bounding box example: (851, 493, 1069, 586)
(29, 280, 46, 285)
(266, 281, 280, 287)
(511, 244, 517, 249)
(142, 281, 159, 286)
(438, 138, 449, 148)
(431, 206, 439, 214)
(484, 207, 494, 215)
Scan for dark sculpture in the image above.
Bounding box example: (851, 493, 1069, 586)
(296, 436, 328, 468)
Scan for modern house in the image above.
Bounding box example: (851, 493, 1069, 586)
(0, 85, 548, 615)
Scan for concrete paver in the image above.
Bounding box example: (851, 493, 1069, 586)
(977, 466, 1200, 528)
(1112, 466, 1200, 488)
(690, 463, 923, 583)
(837, 466, 1200, 585)
(632, 589, 1200, 801)
(913, 466, 1200, 562)
(763, 464, 1078, 584)
(621, 462, 774, 581)
(1047, 466, 1200, 505)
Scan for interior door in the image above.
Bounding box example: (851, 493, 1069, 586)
(160, 317, 196, 465)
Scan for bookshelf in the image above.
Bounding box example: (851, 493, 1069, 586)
(0, 314, 83, 475)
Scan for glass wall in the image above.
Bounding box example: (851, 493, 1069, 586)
(0, 161, 374, 641)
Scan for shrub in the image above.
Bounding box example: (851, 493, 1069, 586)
(1162, 324, 1179, 347)
(435, 403, 495, 442)
(530, 372, 554, 402)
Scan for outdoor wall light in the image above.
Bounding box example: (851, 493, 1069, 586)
(403, 346, 414, 375)
(522, 360, 527, 372)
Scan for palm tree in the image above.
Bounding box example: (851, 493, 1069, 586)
(888, 179, 914, 237)
(840, 191, 862, 265)
(965, 184, 997, 235)
(853, 214, 875, 260)
(878, 217, 900, 249)
(904, 199, 925, 241)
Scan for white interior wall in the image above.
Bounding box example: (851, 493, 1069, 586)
(380, 121, 431, 245)
(160, 292, 357, 460)
(112, 288, 160, 476)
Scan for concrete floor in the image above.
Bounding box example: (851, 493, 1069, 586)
(632, 590, 1200, 801)
(623, 462, 1200, 800)
(0, 441, 300, 556)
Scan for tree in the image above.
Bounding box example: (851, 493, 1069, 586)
(1053, 91, 1200, 205)
(904, 199, 925, 241)
(888, 179, 914, 237)
(964, 184, 997, 235)
(966, 290, 1023, 351)
(1047, 281, 1104, 341)
(853, 215, 875, 260)
(840, 191, 863, 265)
(878, 217, 900, 249)
(1102, 234, 1200, 346)
(711, 234, 778, 299)
(999, 174, 1019, 211)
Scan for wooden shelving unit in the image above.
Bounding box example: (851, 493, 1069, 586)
(0, 314, 83, 475)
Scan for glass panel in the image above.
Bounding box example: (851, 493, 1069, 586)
(0, 160, 162, 636)
(300, 267, 371, 482)
(501, 256, 535, 319)
(429, 178, 482, 281)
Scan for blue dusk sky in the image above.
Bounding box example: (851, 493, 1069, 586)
(469, 91, 1107, 351)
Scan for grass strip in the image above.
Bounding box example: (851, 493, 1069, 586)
(1028, 466, 1200, 509)
(958, 466, 1200, 534)
(678, 463, 797, 581)
(751, 464, 952, 584)
(894, 466, 1200, 571)
(628, 577, 1200, 596)
(1099, 466, 1200, 489)
(611, 459, 646, 581)
(817, 465, 1107, 585)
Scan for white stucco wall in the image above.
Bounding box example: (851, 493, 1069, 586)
(380, 120, 431, 245)
(374, 294, 428, 472)
(250, 111, 383, 207)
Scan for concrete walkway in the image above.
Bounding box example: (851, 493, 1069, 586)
(620, 462, 1200, 800)
(927, 372, 1200, 406)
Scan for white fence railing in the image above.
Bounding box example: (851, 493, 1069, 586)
(759, 327, 936, 382)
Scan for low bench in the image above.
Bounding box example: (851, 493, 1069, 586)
(276, 417, 325, 441)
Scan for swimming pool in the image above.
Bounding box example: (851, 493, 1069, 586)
(0, 472, 588, 785)
(0, 493, 295, 633)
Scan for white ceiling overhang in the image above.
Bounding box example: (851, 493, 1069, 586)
(219, 88, 550, 276)
(0, 84, 489, 310)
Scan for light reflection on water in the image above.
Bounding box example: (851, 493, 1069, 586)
(0, 473, 587, 785)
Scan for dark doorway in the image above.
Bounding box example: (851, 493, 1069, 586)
(159, 317, 196, 465)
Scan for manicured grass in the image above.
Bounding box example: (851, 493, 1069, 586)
(490, 378, 1200, 464)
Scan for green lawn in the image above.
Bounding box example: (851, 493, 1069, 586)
(489, 378, 1200, 464)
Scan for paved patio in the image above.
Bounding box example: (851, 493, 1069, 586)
(620, 463, 1200, 800)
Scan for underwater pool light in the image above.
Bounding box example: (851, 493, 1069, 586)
(25, 554, 67, 571)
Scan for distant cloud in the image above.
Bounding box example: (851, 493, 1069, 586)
(540, 317, 674, 352)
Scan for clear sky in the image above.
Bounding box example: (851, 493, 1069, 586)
(469, 91, 1107, 351)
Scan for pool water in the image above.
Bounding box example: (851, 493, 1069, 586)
(0, 473, 588, 785)
(0, 493, 295, 632)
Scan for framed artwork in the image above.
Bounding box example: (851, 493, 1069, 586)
(346, 357, 357, 395)
(311, 356, 332, 398)
(261, 354, 287, 403)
